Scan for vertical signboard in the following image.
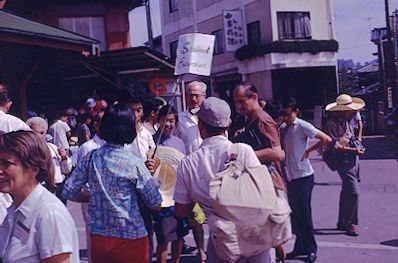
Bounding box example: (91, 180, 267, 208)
(223, 10, 244, 52)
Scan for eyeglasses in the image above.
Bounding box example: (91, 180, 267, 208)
(188, 93, 204, 98)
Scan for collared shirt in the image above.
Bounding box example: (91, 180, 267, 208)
(63, 143, 162, 240)
(47, 143, 73, 184)
(235, 108, 285, 190)
(0, 184, 79, 263)
(153, 131, 186, 155)
(126, 125, 156, 160)
(0, 109, 30, 225)
(77, 134, 105, 163)
(325, 118, 357, 168)
(142, 121, 158, 136)
(281, 118, 319, 181)
(174, 110, 203, 154)
(49, 120, 71, 150)
(174, 135, 261, 216)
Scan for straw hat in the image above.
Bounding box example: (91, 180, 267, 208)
(325, 94, 365, 111)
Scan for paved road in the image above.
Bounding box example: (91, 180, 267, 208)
(67, 137, 398, 262)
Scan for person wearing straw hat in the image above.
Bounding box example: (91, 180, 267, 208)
(324, 94, 365, 237)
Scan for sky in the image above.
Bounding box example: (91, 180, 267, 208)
(129, 0, 398, 64)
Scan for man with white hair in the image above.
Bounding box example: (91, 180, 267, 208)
(0, 83, 30, 224)
(174, 81, 207, 154)
(27, 116, 72, 203)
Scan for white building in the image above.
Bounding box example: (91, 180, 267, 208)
(160, 0, 338, 111)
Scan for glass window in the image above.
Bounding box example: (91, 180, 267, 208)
(169, 40, 178, 59)
(169, 0, 178, 13)
(59, 17, 107, 51)
(277, 12, 312, 40)
(247, 21, 261, 45)
(212, 29, 224, 55)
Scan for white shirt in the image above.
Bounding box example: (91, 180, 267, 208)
(142, 121, 157, 136)
(174, 135, 261, 216)
(174, 110, 203, 154)
(49, 120, 71, 150)
(77, 134, 105, 163)
(281, 118, 319, 182)
(0, 184, 80, 263)
(126, 125, 155, 160)
(0, 109, 30, 225)
(47, 143, 73, 184)
(350, 112, 362, 129)
(0, 109, 30, 133)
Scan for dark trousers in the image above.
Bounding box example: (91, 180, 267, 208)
(337, 163, 359, 226)
(287, 175, 317, 254)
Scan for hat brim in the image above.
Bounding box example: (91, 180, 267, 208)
(325, 97, 365, 111)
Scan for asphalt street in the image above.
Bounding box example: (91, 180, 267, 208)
(67, 136, 398, 263)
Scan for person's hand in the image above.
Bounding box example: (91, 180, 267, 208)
(356, 148, 365, 156)
(358, 136, 363, 142)
(233, 128, 244, 137)
(301, 149, 310, 161)
(58, 147, 67, 160)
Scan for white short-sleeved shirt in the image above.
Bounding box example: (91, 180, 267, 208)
(174, 135, 261, 216)
(0, 184, 80, 263)
(0, 109, 30, 133)
(174, 110, 203, 154)
(47, 143, 73, 184)
(126, 125, 156, 161)
(0, 109, 31, 224)
(49, 120, 71, 150)
(350, 112, 362, 129)
(281, 118, 319, 182)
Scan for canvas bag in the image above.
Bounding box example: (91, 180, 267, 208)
(208, 144, 292, 262)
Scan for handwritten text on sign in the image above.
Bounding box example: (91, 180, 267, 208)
(174, 33, 215, 76)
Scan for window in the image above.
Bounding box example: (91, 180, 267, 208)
(169, 0, 178, 13)
(277, 12, 312, 40)
(247, 21, 261, 45)
(169, 40, 178, 59)
(212, 30, 224, 55)
(59, 17, 107, 50)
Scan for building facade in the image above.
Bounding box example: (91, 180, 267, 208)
(160, 0, 338, 113)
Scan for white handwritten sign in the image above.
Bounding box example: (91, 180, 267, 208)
(223, 10, 244, 52)
(174, 33, 215, 76)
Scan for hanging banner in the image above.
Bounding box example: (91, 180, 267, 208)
(174, 33, 215, 76)
(223, 10, 244, 52)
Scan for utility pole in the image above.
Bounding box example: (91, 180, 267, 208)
(145, 0, 153, 49)
(384, 0, 397, 108)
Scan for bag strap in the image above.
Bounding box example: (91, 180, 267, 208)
(228, 143, 240, 162)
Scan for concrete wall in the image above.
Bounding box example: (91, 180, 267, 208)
(270, 0, 334, 41)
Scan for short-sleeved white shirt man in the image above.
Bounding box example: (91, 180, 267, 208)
(0, 184, 80, 263)
(280, 117, 319, 182)
(174, 135, 261, 216)
(174, 110, 203, 154)
(49, 120, 71, 150)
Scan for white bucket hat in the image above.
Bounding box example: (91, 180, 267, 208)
(325, 94, 365, 111)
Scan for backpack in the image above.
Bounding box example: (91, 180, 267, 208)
(208, 144, 292, 262)
(322, 147, 338, 171)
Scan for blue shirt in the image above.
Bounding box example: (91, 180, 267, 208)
(281, 118, 319, 182)
(63, 143, 162, 240)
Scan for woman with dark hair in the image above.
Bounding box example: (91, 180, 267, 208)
(0, 130, 79, 263)
(63, 103, 162, 263)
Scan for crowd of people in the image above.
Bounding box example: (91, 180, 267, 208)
(0, 80, 367, 263)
